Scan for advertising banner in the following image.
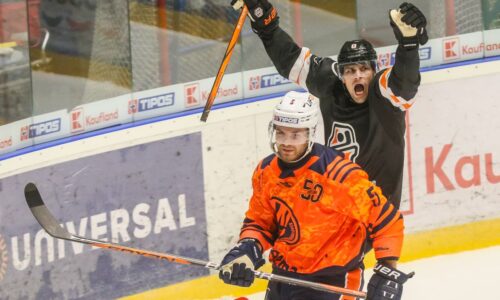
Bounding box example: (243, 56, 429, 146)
(132, 72, 243, 122)
(130, 85, 183, 122)
(184, 72, 243, 109)
(483, 28, 500, 57)
(441, 32, 485, 63)
(70, 95, 132, 134)
(376, 44, 435, 69)
(0, 133, 208, 299)
(243, 66, 298, 99)
(12, 110, 70, 147)
(0, 120, 27, 155)
(404, 72, 500, 231)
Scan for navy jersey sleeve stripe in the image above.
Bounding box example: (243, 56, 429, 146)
(375, 202, 393, 224)
(332, 162, 354, 182)
(373, 207, 399, 234)
(242, 218, 268, 232)
(240, 228, 275, 245)
(339, 166, 363, 183)
(327, 157, 346, 178)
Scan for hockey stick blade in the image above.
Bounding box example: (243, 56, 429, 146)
(24, 183, 366, 298)
(25, 182, 73, 240)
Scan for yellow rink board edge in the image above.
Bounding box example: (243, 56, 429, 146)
(120, 218, 500, 300)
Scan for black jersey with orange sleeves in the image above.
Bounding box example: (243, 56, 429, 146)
(239, 143, 404, 276)
(258, 27, 422, 208)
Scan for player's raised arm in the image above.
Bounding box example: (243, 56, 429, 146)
(379, 2, 429, 108)
(236, 0, 337, 98)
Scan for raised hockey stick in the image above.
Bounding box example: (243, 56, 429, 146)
(24, 182, 366, 299)
(200, 4, 248, 122)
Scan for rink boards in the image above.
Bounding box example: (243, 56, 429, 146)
(0, 59, 499, 299)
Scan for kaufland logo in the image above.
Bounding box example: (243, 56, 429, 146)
(71, 108, 119, 130)
(21, 119, 61, 140)
(201, 86, 238, 102)
(71, 108, 84, 133)
(462, 42, 500, 55)
(185, 83, 200, 108)
(86, 111, 119, 126)
(425, 143, 499, 193)
(137, 93, 175, 112)
(249, 73, 291, 90)
(444, 38, 460, 60)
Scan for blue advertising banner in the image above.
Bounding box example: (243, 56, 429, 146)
(0, 133, 208, 299)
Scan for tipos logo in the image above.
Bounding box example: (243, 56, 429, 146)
(271, 197, 300, 245)
(0, 234, 8, 281)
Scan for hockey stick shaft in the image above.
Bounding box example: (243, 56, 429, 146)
(24, 183, 366, 298)
(200, 5, 248, 122)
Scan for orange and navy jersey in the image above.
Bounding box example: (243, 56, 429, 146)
(239, 143, 404, 275)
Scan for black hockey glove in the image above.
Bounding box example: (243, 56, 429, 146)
(219, 238, 265, 287)
(367, 262, 414, 300)
(389, 2, 428, 50)
(231, 0, 279, 39)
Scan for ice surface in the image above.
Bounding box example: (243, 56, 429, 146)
(240, 246, 500, 300)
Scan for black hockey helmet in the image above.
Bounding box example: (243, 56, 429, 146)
(337, 39, 378, 77)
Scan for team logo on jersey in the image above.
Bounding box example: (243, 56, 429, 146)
(327, 122, 360, 162)
(271, 197, 300, 245)
(0, 234, 8, 281)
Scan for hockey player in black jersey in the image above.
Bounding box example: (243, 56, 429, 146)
(233, 0, 428, 209)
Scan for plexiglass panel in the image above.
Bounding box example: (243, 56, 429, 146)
(0, 0, 498, 157)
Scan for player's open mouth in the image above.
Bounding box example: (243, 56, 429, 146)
(354, 84, 365, 96)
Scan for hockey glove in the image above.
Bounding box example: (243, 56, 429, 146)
(231, 0, 279, 39)
(389, 2, 428, 50)
(219, 239, 265, 287)
(367, 262, 414, 300)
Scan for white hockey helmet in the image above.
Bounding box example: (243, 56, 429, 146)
(269, 91, 320, 161)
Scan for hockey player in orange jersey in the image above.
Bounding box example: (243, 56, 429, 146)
(219, 91, 413, 300)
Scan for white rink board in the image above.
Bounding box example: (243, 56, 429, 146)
(0, 60, 498, 265)
(405, 72, 500, 232)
